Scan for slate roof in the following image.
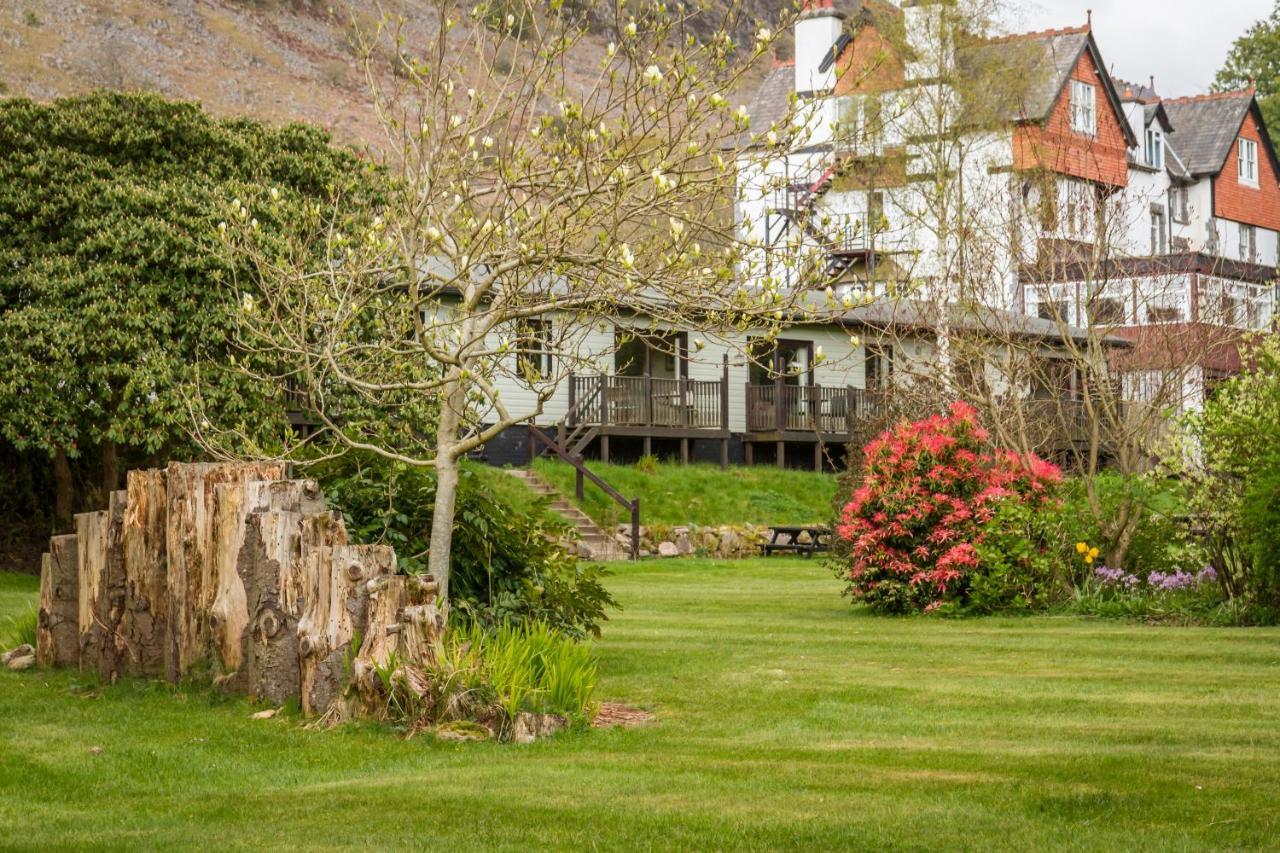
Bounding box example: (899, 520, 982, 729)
(1162, 91, 1256, 177)
(839, 298, 1131, 346)
(746, 64, 794, 134)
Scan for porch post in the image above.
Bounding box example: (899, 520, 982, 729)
(680, 438, 689, 464)
(644, 375, 653, 426)
(813, 442, 822, 473)
(774, 375, 784, 433)
(601, 434, 610, 465)
(567, 371, 576, 426)
(720, 438, 729, 471)
(745, 441, 754, 466)
(643, 435, 651, 457)
(720, 354, 730, 432)
(776, 440, 785, 469)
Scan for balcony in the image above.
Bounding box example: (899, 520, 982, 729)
(568, 374, 728, 434)
(745, 383, 886, 438)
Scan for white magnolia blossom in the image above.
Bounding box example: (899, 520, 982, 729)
(617, 243, 635, 269)
(643, 65, 664, 85)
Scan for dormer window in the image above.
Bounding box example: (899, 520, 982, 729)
(1145, 128, 1163, 168)
(1238, 138, 1259, 187)
(1069, 80, 1096, 136)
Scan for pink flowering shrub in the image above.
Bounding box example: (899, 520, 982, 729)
(837, 402, 1061, 614)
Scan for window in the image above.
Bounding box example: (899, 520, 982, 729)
(837, 95, 883, 153)
(1145, 128, 1163, 168)
(1144, 280, 1187, 323)
(1069, 80, 1096, 136)
(514, 319, 553, 379)
(1037, 299, 1069, 323)
(1089, 297, 1127, 326)
(1150, 206, 1167, 255)
(1238, 138, 1259, 186)
(1239, 224, 1257, 263)
(864, 345, 893, 390)
(1170, 186, 1189, 224)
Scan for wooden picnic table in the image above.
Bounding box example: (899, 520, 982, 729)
(759, 525, 832, 558)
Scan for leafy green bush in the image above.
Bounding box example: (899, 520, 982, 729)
(969, 500, 1064, 614)
(1054, 473, 1197, 581)
(1168, 333, 1280, 619)
(312, 452, 618, 639)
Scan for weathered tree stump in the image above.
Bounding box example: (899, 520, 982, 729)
(298, 543, 396, 716)
(76, 491, 127, 681)
(122, 469, 168, 676)
(36, 534, 80, 668)
(190, 476, 334, 699)
(40, 460, 446, 721)
(164, 462, 287, 681)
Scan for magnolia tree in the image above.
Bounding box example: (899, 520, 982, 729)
(213, 0, 851, 599)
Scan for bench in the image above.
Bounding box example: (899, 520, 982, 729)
(759, 525, 832, 558)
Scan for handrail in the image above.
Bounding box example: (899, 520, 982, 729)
(527, 424, 640, 560)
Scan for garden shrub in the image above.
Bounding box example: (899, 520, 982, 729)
(1054, 473, 1197, 582)
(836, 402, 1061, 614)
(969, 500, 1062, 614)
(1168, 333, 1280, 621)
(312, 452, 618, 639)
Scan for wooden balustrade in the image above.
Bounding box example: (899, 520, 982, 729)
(745, 383, 886, 435)
(569, 374, 727, 430)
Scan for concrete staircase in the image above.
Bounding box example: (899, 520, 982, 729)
(505, 468, 629, 561)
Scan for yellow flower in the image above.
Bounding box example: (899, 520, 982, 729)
(1088, 547, 1100, 560)
(1084, 555, 1094, 564)
(1075, 542, 1088, 554)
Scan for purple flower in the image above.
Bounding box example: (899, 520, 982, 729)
(1094, 565, 1125, 586)
(1196, 566, 1218, 585)
(1147, 570, 1195, 591)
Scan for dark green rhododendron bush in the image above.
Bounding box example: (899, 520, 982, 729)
(0, 92, 375, 527)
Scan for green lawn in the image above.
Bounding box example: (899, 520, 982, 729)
(532, 459, 839, 528)
(2, 559, 1279, 849)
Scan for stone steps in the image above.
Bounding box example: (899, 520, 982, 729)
(505, 468, 630, 561)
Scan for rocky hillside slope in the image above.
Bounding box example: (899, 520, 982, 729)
(1, 0, 782, 146)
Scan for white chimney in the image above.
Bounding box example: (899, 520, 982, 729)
(794, 0, 846, 94)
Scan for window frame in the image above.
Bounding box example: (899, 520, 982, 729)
(1069, 80, 1097, 137)
(514, 318, 554, 380)
(1150, 206, 1167, 256)
(1239, 223, 1257, 263)
(1145, 128, 1163, 168)
(1238, 138, 1259, 187)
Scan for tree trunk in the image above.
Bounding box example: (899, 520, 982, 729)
(101, 439, 119, 496)
(208, 478, 325, 692)
(121, 469, 168, 676)
(297, 542, 396, 716)
(76, 491, 127, 682)
(37, 534, 80, 667)
(163, 462, 287, 682)
(53, 447, 73, 531)
(427, 453, 460, 605)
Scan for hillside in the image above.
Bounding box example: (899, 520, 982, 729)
(1, 0, 783, 146)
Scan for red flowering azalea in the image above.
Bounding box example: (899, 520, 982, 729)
(837, 402, 1060, 614)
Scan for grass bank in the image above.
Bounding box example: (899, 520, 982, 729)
(2, 560, 1279, 848)
(532, 459, 839, 528)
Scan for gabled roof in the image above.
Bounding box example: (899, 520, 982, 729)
(1162, 89, 1274, 178)
(975, 26, 1137, 148)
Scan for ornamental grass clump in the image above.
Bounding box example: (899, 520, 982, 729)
(837, 402, 1061, 614)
